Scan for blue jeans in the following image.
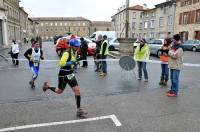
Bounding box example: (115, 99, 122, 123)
(170, 69, 180, 95)
(101, 55, 107, 73)
(161, 64, 169, 79)
(137, 61, 148, 80)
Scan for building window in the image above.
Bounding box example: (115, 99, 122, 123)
(132, 33, 135, 38)
(183, 13, 189, 24)
(139, 22, 142, 30)
(152, 12, 155, 17)
(150, 20, 155, 28)
(73, 23, 76, 26)
(144, 33, 147, 39)
(41, 23, 44, 26)
(45, 22, 48, 25)
(55, 22, 57, 26)
(65, 23, 67, 26)
(132, 22, 136, 30)
(60, 23, 62, 26)
(82, 22, 86, 26)
(150, 32, 155, 38)
(196, 10, 200, 23)
(193, 0, 199, 4)
(107, 28, 109, 31)
(159, 17, 164, 27)
(132, 12, 136, 19)
(168, 15, 173, 25)
(50, 23, 53, 26)
(144, 21, 148, 29)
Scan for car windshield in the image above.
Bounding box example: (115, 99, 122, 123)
(89, 34, 96, 39)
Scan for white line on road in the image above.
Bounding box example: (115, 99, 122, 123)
(0, 114, 122, 132)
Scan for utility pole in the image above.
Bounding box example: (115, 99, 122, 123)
(125, 0, 129, 38)
(118, 0, 135, 56)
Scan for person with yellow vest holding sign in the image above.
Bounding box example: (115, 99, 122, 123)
(99, 35, 109, 76)
(159, 38, 172, 86)
(134, 38, 150, 82)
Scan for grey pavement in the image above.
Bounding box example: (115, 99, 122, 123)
(0, 42, 200, 132)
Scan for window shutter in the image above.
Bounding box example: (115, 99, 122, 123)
(179, 13, 183, 25)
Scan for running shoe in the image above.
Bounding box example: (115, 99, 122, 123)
(43, 82, 49, 92)
(77, 108, 88, 118)
(167, 93, 177, 97)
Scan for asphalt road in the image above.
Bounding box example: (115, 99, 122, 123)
(0, 42, 200, 132)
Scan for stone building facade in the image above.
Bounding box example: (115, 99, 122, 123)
(19, 7, 28, 43)
(90, 21, 113, 35)
(4, 0, 20, 43)
(155, 0, 176, 39)
(112, 5, 146, 38)
(31, 17, 91, 41)
(0, 0, 8, 48)
(175, 0, 200, 41)
(139, 8, 157, 39)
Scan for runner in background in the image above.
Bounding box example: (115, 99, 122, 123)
(24, 41, 44, 88)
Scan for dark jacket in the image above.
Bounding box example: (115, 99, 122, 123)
(80, 40, 88, 56)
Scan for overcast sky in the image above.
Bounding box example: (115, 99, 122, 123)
(20, 0, 166, 21)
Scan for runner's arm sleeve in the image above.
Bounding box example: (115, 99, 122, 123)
(40, 50, 44, 60)
(59, 52, 69, 67)
(24, 48, 32, 60)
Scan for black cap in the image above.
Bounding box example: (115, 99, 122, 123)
(103, 35, 107, 39)
(173, 34, 181, 41)
(80, 37, 84, 41)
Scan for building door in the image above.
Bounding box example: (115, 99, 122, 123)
(180, 31, 188, 42)
(195, 31, 200, 40)
(0, 20, 3, 46)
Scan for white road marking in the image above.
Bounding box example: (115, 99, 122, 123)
(0, 114, 122, 132)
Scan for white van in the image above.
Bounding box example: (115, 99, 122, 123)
(89, 31, 116, 41)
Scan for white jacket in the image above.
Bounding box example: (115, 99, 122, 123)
(11, 43, 19, 54)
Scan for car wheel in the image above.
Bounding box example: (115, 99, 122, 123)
(192, 47, 197, 52)
(109, 45, 115, 51)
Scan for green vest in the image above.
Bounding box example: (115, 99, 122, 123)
(134, 44, 150, 61)
(100, 40, 109, 55)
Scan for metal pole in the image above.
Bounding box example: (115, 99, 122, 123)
(125, 0, 129, 38)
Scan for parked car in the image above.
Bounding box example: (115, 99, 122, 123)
(89, 31, 116, 42)
(182, 40, 200, 52)
(148, 39, 165, 57)
(108, 38, 119, 51)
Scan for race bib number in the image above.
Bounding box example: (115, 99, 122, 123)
(67, 73, 75, 80)
(33, 62, 39, 67)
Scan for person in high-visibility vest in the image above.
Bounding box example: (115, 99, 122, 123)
(43, 38, 88, 118)
(134, 38, 150, 82)
(99, 35, 109, 76)
(159, 38, 172, 86)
